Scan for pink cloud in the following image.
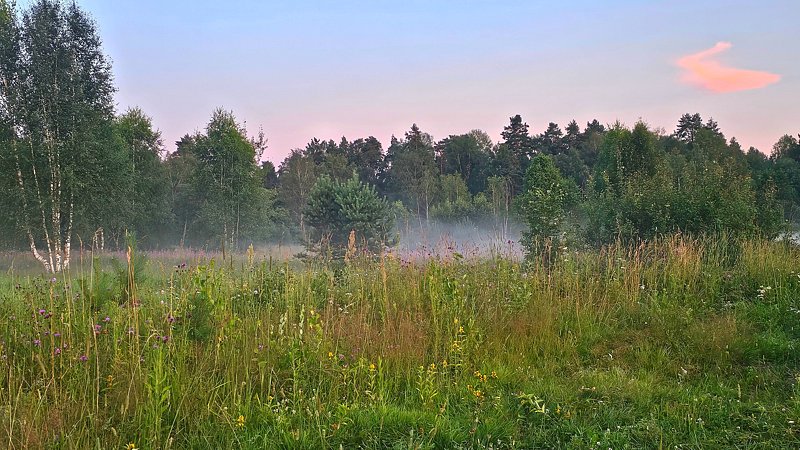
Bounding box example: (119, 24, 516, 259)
(676, 42, 780, 93)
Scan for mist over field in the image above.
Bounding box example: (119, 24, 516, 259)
(393, 221, 524, 260)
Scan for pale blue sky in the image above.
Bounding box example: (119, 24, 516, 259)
(59, 0, 800, 160)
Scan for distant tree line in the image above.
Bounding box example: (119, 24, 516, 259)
(1, 1, 798, 270)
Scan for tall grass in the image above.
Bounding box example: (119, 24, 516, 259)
(0, 236, 798, 448)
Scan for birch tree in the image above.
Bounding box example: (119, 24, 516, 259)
(0, 0, 119, 272)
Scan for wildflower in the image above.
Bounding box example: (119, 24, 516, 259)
(369, 363, 376, 372)
(79, 355, 88, 362)
(429, 363, 436, 372)
(442, 360, 448, 368)
(236, 415, 245, 428)
(53, 332, 60, 338)
(54, 348, 61, 355)
(107, 374, 114, 385)
(491, 371, 497, 379)
(104, 316, 111, 323)
(94, 324, 102, 335)
(33, 339, 41, 347)
(327, 351, 334, 359)
(38, 309, 46, 315)
(458, 326, 464, 334)
(125, 443, 138, 450)
(50, 277, 57, 283)
(473, 389, 483, 398)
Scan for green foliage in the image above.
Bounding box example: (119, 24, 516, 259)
(491, 115, 534, 195)
(384, 124, 438, 220)
(516, 155, 573, 258)
(429, 174, 492, 224)
(184, 109, 282, 247)
(305, 174, 395, 257)
(114, 108, 173, 246)
(0, 0, 125, 269)
(435, 131, 491, 195)
(587, 121, 770, 244)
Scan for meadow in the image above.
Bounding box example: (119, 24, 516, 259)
(0, 236, 798, 449)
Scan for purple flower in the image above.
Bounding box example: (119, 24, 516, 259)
(161, 335, 169, 343)
(128, 327, 135, 335)
(167, 315, 176, 324)
(103, 316, 111, 323)
(50, 277, 57, 283)
(53, 332, 60, 338)
(54, 348, 61, 355)
(38, 309, 46, 315)
(79, 355, 88, 362)
(33, 339, 41, 346)
(94, 324, 102, 334)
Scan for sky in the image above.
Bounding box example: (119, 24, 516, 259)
(59, 0, 800, 161)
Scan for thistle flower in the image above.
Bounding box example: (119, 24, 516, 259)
(79, 355, 88, 362)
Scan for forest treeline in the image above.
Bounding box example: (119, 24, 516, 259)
(1, 1, 799, 271)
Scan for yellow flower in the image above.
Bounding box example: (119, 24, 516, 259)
(491, 371, 497, 379)
(369, 363, 376, 372)
(236, 415, 245, 428)
(125, 444, 138, 450)
(473, 390, 483, 398)
(458, 326, 464, 334)
(442, 360, 448, 368)
(429, 363, 436, 371)
(106, 374, 114, 385)
(327, 351, 334, 359)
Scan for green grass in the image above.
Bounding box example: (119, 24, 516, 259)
(0, 236, 799, 449)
